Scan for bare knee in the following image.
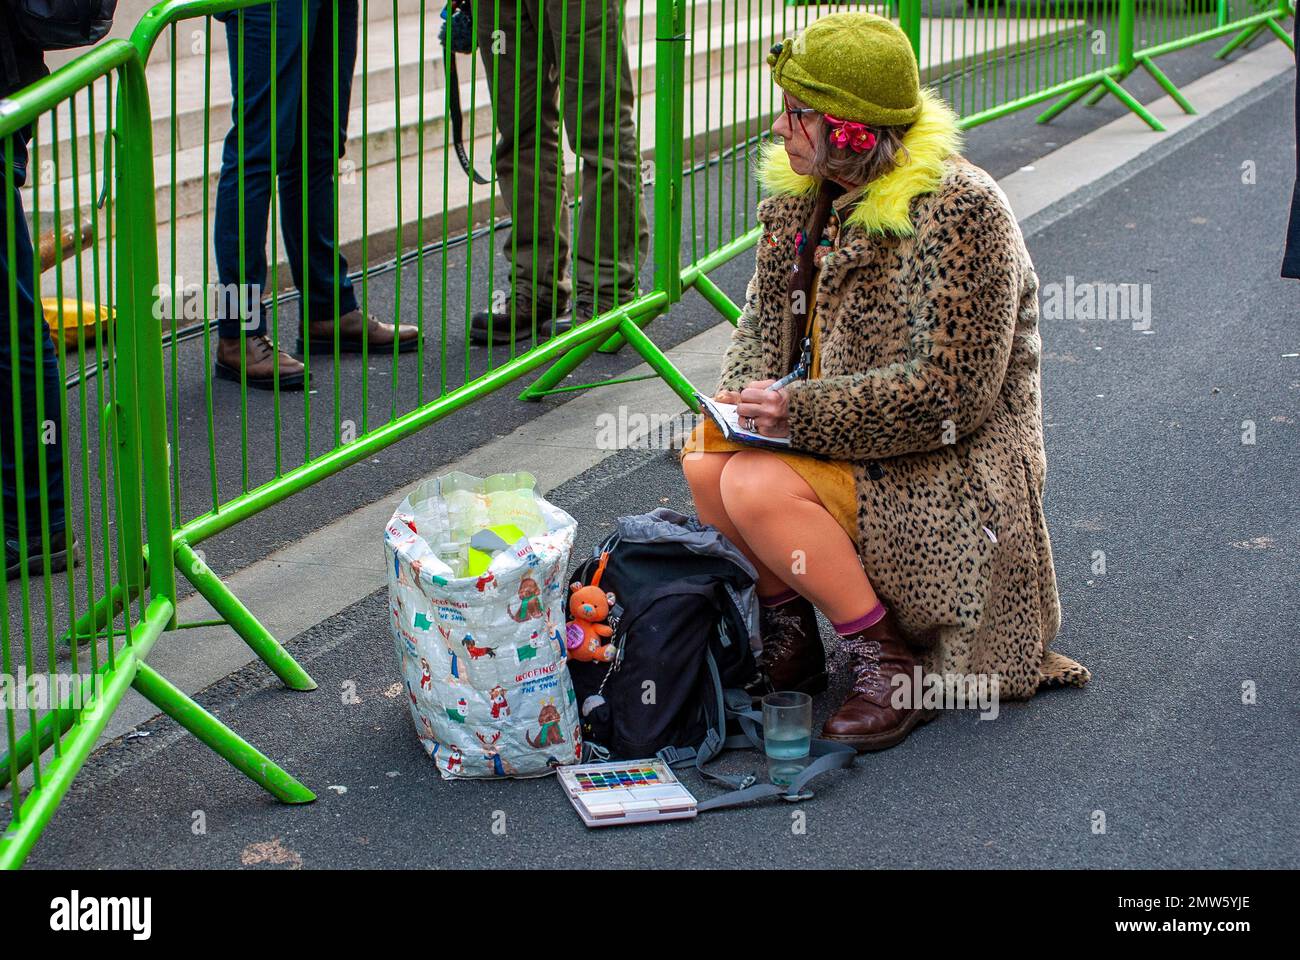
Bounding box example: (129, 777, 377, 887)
(682, 449, 730, 494)
(718, 449, 790, 517)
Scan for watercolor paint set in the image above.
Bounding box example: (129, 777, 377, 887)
(557, 759, 697, 827)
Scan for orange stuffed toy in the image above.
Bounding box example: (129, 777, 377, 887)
(565, 550, 617, 663)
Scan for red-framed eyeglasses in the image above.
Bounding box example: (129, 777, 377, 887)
(782, 92, 817, 142)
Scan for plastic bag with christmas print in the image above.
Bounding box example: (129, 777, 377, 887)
(385, 471, 583, 779)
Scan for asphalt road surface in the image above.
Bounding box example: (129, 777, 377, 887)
(22, 74, 1300, 869)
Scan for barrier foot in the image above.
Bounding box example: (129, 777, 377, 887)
(1036, 81, 1098, 124)
(131, 661, 315, 804)
(518, 335, 606, 400)
(692, 274, 743, 326)
(616, 318, 700, 411)
(598, 297, 675, 354)
(1099, 75, 1166, 132)
(1139, 57, 1196, 115)
(1215, 22, 1265, 58)
(519, 300, 666, 400)
(596, 335, 627, 354)
(174, 541, 317, 691)
(1265, 16, 1295, 50)
(1083, 67, 1129, 107)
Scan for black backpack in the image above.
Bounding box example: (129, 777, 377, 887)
(567, 509, 855, 810)
(10, 0, 117, 51)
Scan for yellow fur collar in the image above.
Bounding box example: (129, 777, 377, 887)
(756, 87, 963, 236)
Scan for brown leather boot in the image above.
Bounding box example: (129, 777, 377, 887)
(300, 310, 420, 354)
(215, 335, 305, 390)
(745, 595, 828, 702)
(821, 605, 938, 751)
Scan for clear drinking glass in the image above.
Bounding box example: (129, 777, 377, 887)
(762, 691, 813, 786)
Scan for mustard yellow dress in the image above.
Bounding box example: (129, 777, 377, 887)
(680, 253, 860, 542)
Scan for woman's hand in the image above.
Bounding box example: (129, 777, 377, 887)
(713, 388, 742, 404)
(736, 380, 790, 437)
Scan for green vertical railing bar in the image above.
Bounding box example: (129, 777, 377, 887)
(528, 0, 547, 364)
(169, 27, 181, 519)
(332, 0, 343, 443)
(202, 15, 219, 509)
(901, 0, 919, 60)
(270, 2, 283, 472)
(300, 0, 313, 453)
(236, 11, 250, 491)
(655, 0, 687, 308)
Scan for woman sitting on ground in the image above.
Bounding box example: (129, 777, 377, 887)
(679, 12, 1090, 752)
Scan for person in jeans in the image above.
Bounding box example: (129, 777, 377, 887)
(0, 14, 77, 577)
(468, 0, 651, 344)
(213, 0, 417, 389)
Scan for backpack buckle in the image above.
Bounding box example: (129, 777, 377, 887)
(657, 746, 691, 766)
(781, 788, 815, 803)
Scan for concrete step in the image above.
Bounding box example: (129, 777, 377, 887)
(31, 13, 1086, 301)
(32, 9, 1080, 231)
(142, 0, 710, 62)
(37, 0, 835, 173)
(33, 7, 821, 225)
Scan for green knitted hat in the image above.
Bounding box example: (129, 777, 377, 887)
(766, 12, 921, 127)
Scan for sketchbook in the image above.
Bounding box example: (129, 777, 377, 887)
(694, 392, 793, 451)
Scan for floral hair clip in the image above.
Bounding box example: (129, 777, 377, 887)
(823, 113, 877, 153)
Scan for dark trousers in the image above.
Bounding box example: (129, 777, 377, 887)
(1283, 16, 1300, 278)
(474, 0, 650, 313)
(214, 0, 360, 339)
(0, 137, 65, 539)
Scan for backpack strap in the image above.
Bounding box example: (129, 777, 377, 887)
(656, 655, 757, 792)
(692, 686, 857, 811)
(722, 688, 764, 750)
(658, 740, 761, 793)
(695, 736, 857, 811)
(627, 576, 857, 808)
(440, 4, 489, 186)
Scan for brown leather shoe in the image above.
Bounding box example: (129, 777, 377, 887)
(299, 310, 420, 354)
(820, 605, 938, 752)
(215, 335, 305, 390)
(6, 529, 82, 579)
(745, 595, 828, 702)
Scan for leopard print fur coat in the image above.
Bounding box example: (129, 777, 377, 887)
(717, 89, 1090, 698)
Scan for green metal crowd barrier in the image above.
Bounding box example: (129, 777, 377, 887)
(1038, 0, 1295, 127)
(0, 35, 313, 871)
(1, 0, 1292, 866)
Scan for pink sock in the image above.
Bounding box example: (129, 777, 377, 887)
(759, 587, 800, 607)
(833, 601, 886, 635)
